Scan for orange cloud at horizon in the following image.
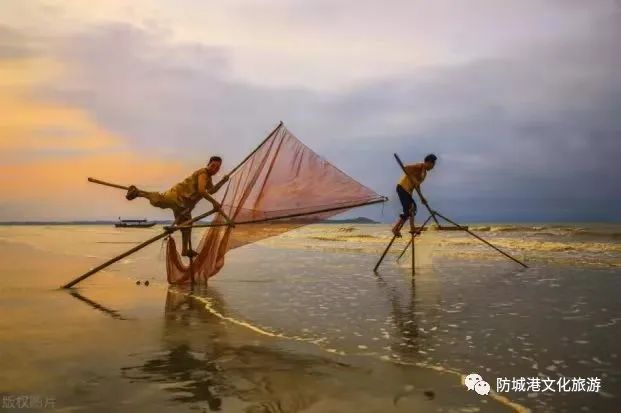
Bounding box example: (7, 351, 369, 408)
(0, 58, 123, 155)
(0, 57, 190, 220)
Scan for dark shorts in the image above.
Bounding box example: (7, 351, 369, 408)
(396, 185, 416, 219)
(145, 191, 192, 224)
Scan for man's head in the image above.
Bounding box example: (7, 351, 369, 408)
(207, 156, 222, 175)
(424, 153, 437, 170)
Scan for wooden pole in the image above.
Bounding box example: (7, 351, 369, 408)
(61, 208, 217, 289)
(88, 122, 283, 226)
(397, 214, 433, 261)
(88, 176, 234, 227)
(410, 208, 415, 276)
(87, 122, 283, 194)
(189, 236, 195, 286)
(374, 234, 398, 272)
(87, 177, 129, 191)
(185, 197, 388, 228)
(70, 122, 383, 288)
(228, 121, 284, 176)
(433, 211, 528, 268)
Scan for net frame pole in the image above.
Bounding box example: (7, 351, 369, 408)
(67, 122, 387, 288)
(66, 122, 286, 289)
(181, 197, 388, 229)
(433, 211, 528, 268)
(229, 121, 284, 176)
(61, 208, 217, 289)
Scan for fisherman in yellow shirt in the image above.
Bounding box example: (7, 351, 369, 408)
(125, 156, 230, 257)
(392, 154, 437, 237)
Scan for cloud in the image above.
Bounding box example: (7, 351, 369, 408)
(0, 25, 158, 220)
(0, 152, 192, 221)
(0, 3, 619, 221)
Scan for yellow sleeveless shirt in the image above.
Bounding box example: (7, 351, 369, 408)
(398, 163, 427, 193)
(163, 168, 212, 208)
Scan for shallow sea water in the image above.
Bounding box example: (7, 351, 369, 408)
(0, 223, 619, 412)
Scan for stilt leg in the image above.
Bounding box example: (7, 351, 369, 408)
(410, 209, 415, 276)
(189, 236, 195, 286)
(397, 214, 432, 261)
(374, 234, 398, 272)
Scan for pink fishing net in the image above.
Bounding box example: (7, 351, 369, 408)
(166, 123, 385, 284)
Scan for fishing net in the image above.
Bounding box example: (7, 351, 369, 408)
(166, 123, 385, 284)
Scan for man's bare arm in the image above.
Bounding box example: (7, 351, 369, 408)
(405, 165, 428, 206)
(196, 172, 234, 226)
(197, 172, 223, 202)
(208, 174, 229, 195)
(415, 184, 428, 206)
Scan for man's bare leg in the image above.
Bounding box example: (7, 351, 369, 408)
(173, 210, 197, 257)
(392, 205, 415, 237)
(180, 228, 197, 257)
(125, 187, 197, 257)
(392, 217, 406, 237)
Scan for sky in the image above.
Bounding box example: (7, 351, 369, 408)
(0, 0, 619, 222)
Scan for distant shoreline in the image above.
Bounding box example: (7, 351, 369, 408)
(0, 217, 380, 225)
(1, 218, 619, 226)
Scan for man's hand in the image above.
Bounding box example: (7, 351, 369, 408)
(210, 174, 229, 194)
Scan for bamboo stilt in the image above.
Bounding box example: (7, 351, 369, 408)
(397, 214, 433, 261)
(410, 209, 415, 276)
(374, 234, 398, 272)
(375, 153, 528, 273)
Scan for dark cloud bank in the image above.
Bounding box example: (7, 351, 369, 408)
(5, 9, 621, 221)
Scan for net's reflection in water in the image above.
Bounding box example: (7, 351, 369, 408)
(121, 286, 354, 412)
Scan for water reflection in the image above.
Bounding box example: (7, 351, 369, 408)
(121, 286, 358, 412)
(69, 290, 128, 320)
(121, 287, 226, 409)
(373, 266, 443, 365)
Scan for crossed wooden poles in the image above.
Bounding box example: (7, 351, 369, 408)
(61, 122, 387, 289)
(373, 154, 528, 275)
(62, 141, 526, 288)
(60, 122, 286, 289)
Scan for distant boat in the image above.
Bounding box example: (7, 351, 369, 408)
(114, 218, 156, 228)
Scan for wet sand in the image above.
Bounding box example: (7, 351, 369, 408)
(1, 223, 620, 412)
(0, 240, 518, 413)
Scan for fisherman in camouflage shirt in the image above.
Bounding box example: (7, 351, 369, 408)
(126, 156, 230, 257)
